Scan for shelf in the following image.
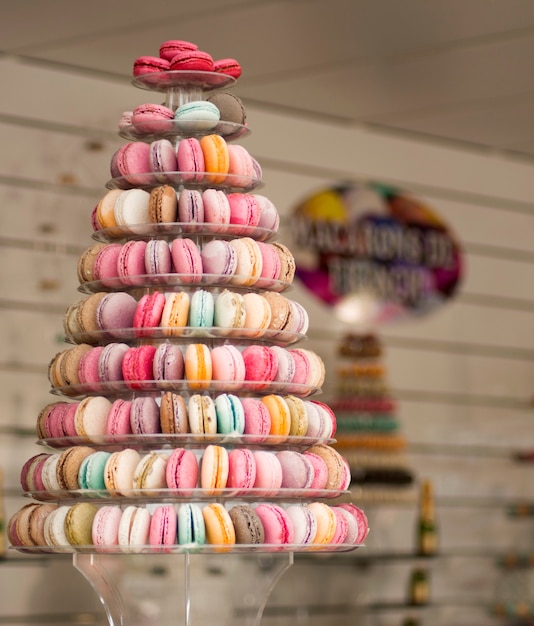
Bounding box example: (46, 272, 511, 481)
(0, 612, 104, 624)
(365, 599, 490, 612)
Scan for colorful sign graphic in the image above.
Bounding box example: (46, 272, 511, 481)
(291, 183, 464, 325)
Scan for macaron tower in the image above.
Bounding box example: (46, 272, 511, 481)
(331, 333, 415, 501)
(9, 40, 368, 558)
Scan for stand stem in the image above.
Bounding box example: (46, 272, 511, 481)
(72, 553, 127, 626)
(184, 552, 191, 626)
(253, 552, 294, 626)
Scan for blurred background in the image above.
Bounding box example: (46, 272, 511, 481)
(1, 1, 534, 624)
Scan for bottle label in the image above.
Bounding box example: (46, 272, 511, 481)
(420, 531, 437, 554)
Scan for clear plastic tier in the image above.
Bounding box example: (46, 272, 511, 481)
(13, 542, 361, 555)
(92, 222, 276, 243)
(50, 380, 320, 400)
(132, 70, 236, 94)
(37, 433, 333, 452)
(106, 172, 262, 193)
(78, 274, 291, 295)
(66, 327, 304, 348)
(27, 487, 348, 503)
(119, 120, 249, 143)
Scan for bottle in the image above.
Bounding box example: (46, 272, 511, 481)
(416, 479, 438, 556)
(408, 567, 429, 605)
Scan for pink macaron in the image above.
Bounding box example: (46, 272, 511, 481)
(144, 239, 172, 279)
(95, 292, 138, 339)
(254, 503, 294, 545)
(159, 39, 198, 61)
(255, 194, 280, 232)
(111, 142, 153, 186)
(171, 238, 203, 284)
(226, 145, 255, 188)
(177, 137, 205, 183)
(122, 345, 157, 390)
(117, 240, 147, 286)
(227, 193, 261, 232)
(152, 343, 185, 382)
(105, 399, 133, 438)
(133, 292, 166, 333)
(256, 241, 282, 289)
(166, 448, 199, 494)
(149, 139, 178, 182)
(92, 505, 122, 550)
(98, 343, 129, 389)
(130, 396, 161, 435)
(202, 189, 231, 226)
(241, 398, 271, 443)
(211, 345, 245, 390)
(286, 504, 317, 545)
(133, 56, 170, 77)
(227, 448, 256, 494)
(132, 103, 175, 134)
(93, 244, 122, 288)
(242, 345, 278, 390)
(200, 239, 237, 282)
(213, 58, 242, 79)
(178, 189, 204, 223)
(170, 50, 214, 72)
(149, 504, 177, 550)
(252, 451, 282, 496)
(276, 451, 315, 490)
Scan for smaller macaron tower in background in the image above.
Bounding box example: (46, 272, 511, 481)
(330, 333, 416, 503)
(10, 38, 367, 557)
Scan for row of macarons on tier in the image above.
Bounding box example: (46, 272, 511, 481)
(64, 290, 308, 347)
(109, 135, 261, 192)
(118, 92, 248, 143)
(77, 237, 294, 294)
(36, 393, 337, 448)
(22, 444, 350, 501)
(133, 40, 243, 81)
(9, 500, 368, 553)
(91, 187, 279, 241)
(47, 343, 326, 399)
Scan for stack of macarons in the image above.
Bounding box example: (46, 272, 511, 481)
(133, 40, 242, 80)
(331, 333, 413, 493)
(64, 289, 308, 344)
(36, 393, 336, 445)
(76, 237, 294, 291)
(91, 187, 279, 235)
(47, 342, 326, 397)
(8, 499, 368, 551)
(9, 39, 369, 561)
(109, 135, 260, 190)
(23, 443, 350, 499)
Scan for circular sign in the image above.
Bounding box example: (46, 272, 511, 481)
(291, 183, 464, 325)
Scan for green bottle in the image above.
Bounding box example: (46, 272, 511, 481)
(417, 480, 438, 556)
(408, 568, 429, 605)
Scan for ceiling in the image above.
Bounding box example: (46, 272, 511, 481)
(3, 0, 534, 160)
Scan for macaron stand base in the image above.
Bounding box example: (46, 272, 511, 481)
(9, 40, 366, 626)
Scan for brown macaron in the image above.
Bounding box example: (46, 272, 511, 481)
(56, 445, 96, 491)
(160, 392, 188, 434)
(77, 243, 107, 284)
(149, 185, 178, 223)
(228, 504, 264, 544)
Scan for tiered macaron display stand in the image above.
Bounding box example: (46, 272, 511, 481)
(10, 50, 365, 626)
